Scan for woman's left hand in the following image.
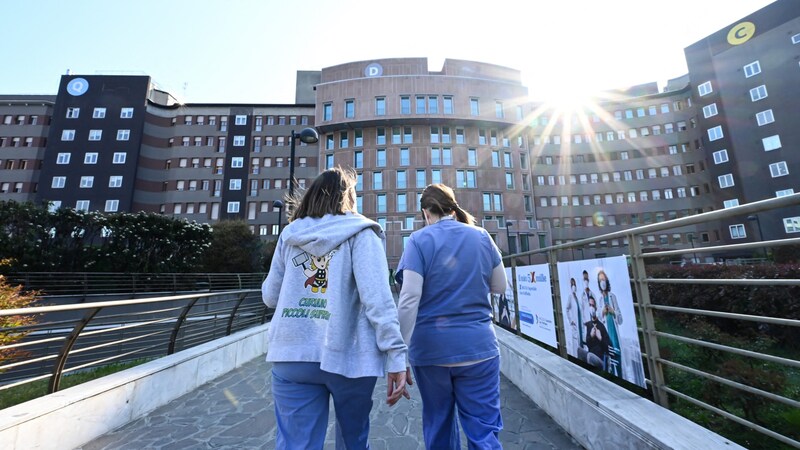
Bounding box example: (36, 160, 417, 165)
(386, 370, 411, 406)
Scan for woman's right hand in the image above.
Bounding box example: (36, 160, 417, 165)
(386, 368, 413, 406)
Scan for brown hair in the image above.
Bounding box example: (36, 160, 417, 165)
(420, 183, 476, 225)
(289, 167, 357, 221)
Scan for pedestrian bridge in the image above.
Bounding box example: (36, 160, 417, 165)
(0, 323, 740, 449)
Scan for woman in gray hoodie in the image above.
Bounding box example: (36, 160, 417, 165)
(262, 167, 409, 449)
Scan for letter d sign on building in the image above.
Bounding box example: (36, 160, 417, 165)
(365, 63, 383, 77)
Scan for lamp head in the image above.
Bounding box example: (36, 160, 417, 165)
(273, 200, 284, 209)
(296, 127, 319, 144)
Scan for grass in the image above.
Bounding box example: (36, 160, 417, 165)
(0, 358, 151, 410)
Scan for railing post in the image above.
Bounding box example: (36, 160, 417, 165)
(237, 273, 242, 290)
(226, 293, 249, 335)
(549, 248, 569, 359)
(629, 233, 670, 407)
(48, 307, 101, 393)
(168, 296, 201, 354)
(509, 257, 521, 334)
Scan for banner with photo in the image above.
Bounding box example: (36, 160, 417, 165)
(556, 256, 646, 388)
(491, 273, 516, 331)
(511, 265, 557, 349)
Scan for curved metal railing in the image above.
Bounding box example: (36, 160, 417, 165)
(0, 289, 271, 394)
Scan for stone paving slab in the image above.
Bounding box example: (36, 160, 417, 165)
(79, 357, 582, 449)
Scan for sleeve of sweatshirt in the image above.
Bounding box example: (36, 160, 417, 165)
(351, 228, 408, 374)
(261, 237, 285, 308)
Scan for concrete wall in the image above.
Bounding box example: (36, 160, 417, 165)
(496, 327, 744, 450)
(0, 324, 743, 450)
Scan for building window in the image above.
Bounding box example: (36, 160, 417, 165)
(119, 107, 133, 119)
(235, 115, 247, 125)
(712, 149, 729, 164)
(376, 149, 386, 167)
(109, 176, 123, 188)
(84, 152, 98, 164)
(697, 81, 712, 96)
(51, 176, 66, 188)
(750, 85, 768, 102)
(495, 101, 504, 118)
(354, 151, 363, 169)
(783, 217, 800, 233)
(345, 99, 355, 118)
(793, 33, 800, 44)
(117, 129, 130, 141)
(743, 61, 761, 78)
(92, 108, 106, 119)
(729, 224, 746, 239)
(56, 153, 71, 164)
(325, 154, 334, 169)
(397, 193, 407, 212)
(75, 200, 90, 212)
(718, 173, 734, 188)
(375, 97, 386, 116)
(707, 126, 724, 141)
(104, 200, 119, 212)
(416, 169, 426, 188)
(376, 194, 386, 213)
(112, 152, 126, 164)
(443, 96, 454, 114)
(66, 107, 80, 119)
(61, 129, 75, 141)
(762, 135, 782, 151)
(229, 179, 242, 190)
(233, 135, 245, 146)
(702, 103, 718, 118)
(231, 157, 244, 168)
(354, 129, 363, 147)
(776, 189, 795, 197)
(79, 176, 94, 188)
(373, 171, 383, 190)
(323, 103, 332, 121)
(397, 170, 407, 189)
(428, 96, 438, 114)
(756, 109, 774, 126)
(400, 96, 411, 114)
(400, 148, 409, 166)
(769, 161, 789, 178)
(227, 202, 240, 213)
(470, 98, 479, 116)
(723, 199, 739, 208)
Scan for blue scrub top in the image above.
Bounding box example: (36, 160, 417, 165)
(396, 219, 502, 366)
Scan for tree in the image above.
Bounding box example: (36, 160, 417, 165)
(0, 261, 38, 368)
(203, 220, 264, 273)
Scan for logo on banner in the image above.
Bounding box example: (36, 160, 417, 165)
(66, 78, 89, 96)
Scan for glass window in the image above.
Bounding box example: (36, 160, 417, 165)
(743, 61, 761, 78)
(769, 161, 789, 178)
(718, 173, 734, 188)
(723, 199, 739, 208)
(495, 101, 504, 118)
(116, 129, 130, 141)
(376, 149, 386, 167)
(84, 152, 98, 164)
(397, 170, 407, 189)
(345, 99, 355, 118)
(470, 98, 479, 116)
(762, 135, 782, 151)
(376, 194, 386, 213)
(400, 96, 411, 114)
(354, 151, 363, 168)
(468, 148, 477, 166)
(729, 224, 746, 239)
(354, 129, 363, 147)
(750, 85, 768, 102)
(56, 153, 71, 164)
(707, 126, 724, 141)
(400, 148, 409, 166)
(698, 81, 712, 96)
(428, 96, 438, 114)
(756, 109, 774, 126)
(376, 128, 386, 145)
(112, 152, 126, 164)
(443, 96, 454, 114)
(93, 107, 106, 119)
(776, 189, 795, 197)
(416, 170, 426, 188)
(235, 115, 247, 125)
(373, 171, 383, 189)
(66, 107, 80, 118)
(323, 103, 332, 121)
(702, 103, 718, 118)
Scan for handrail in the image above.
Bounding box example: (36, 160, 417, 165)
(496, 193, 800, 449)
(0, 289, 271, 395)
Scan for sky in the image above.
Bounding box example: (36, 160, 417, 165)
(0, 0, 777, 105)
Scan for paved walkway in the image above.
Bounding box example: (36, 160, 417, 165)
(79, 357, 582, 449)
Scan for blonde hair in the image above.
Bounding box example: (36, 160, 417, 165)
(420, 183, 476, 225)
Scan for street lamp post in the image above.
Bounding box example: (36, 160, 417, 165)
(747, 214, 765, 259)
(506, 220, 514, 254)
(273, 200, 284, 235)
(688, 234, 698, 264)
(288, 127, 320, 199)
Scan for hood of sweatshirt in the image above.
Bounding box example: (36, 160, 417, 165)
(281, 212, 384, 256)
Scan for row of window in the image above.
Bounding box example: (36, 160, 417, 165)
(0, 137, 37, 147)
(529, 98, 692, 128)
(536, 142, 695, 166)
(323, 126, 526, 151)
(178, 114, 309, 129)
(536, 163, 704, 186)
(49, 199, 120, 213)
(61, 129, 130, 141)
(0, 159, 38, 170)
(65, 107, 134, 119)
(533, 120, 693, 146)
(540, 185, 706, 207)
(2, 114, 42, 126)
(55, 152, 127, 165)
(545, 209, 703, 229)
(322, 96, 522, 121)
(51, 175, 124, 189)
(167, 156, 308, 171)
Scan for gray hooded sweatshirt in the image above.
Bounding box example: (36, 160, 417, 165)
(262, 212, 407, 378)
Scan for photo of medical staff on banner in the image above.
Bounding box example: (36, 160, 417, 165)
(509, 265, 557, 348)
(556, 256, 646, 388)
(491, 274, 516, 331)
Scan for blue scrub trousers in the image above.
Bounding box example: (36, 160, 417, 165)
(412, 357, 503, 449)
(271, 362, 377, 450)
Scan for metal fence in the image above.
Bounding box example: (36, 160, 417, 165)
(2, 272, 266, 301)
(497, 193, 800, 449)
(0, 289, 269, 394)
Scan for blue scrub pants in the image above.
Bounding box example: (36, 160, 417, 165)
(412, 357, 503, 449)
(271, 362, 377, 450)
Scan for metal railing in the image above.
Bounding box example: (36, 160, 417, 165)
(2, 272, 266, 300)
(0, 289, 271, 394)
(498, 193, 800, 449)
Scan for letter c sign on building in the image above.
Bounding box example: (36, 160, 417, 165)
(365, 63, 383, 77)
(727, 21, 755, 45)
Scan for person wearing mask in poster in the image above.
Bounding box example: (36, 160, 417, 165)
(396, 183, 507, 450)
(597, 269, 623, 377)
(565, 277, 584, 357)
(261, 168, 409, 449)
(580, 270, 596, 320)
(578, 295, 609, 369)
